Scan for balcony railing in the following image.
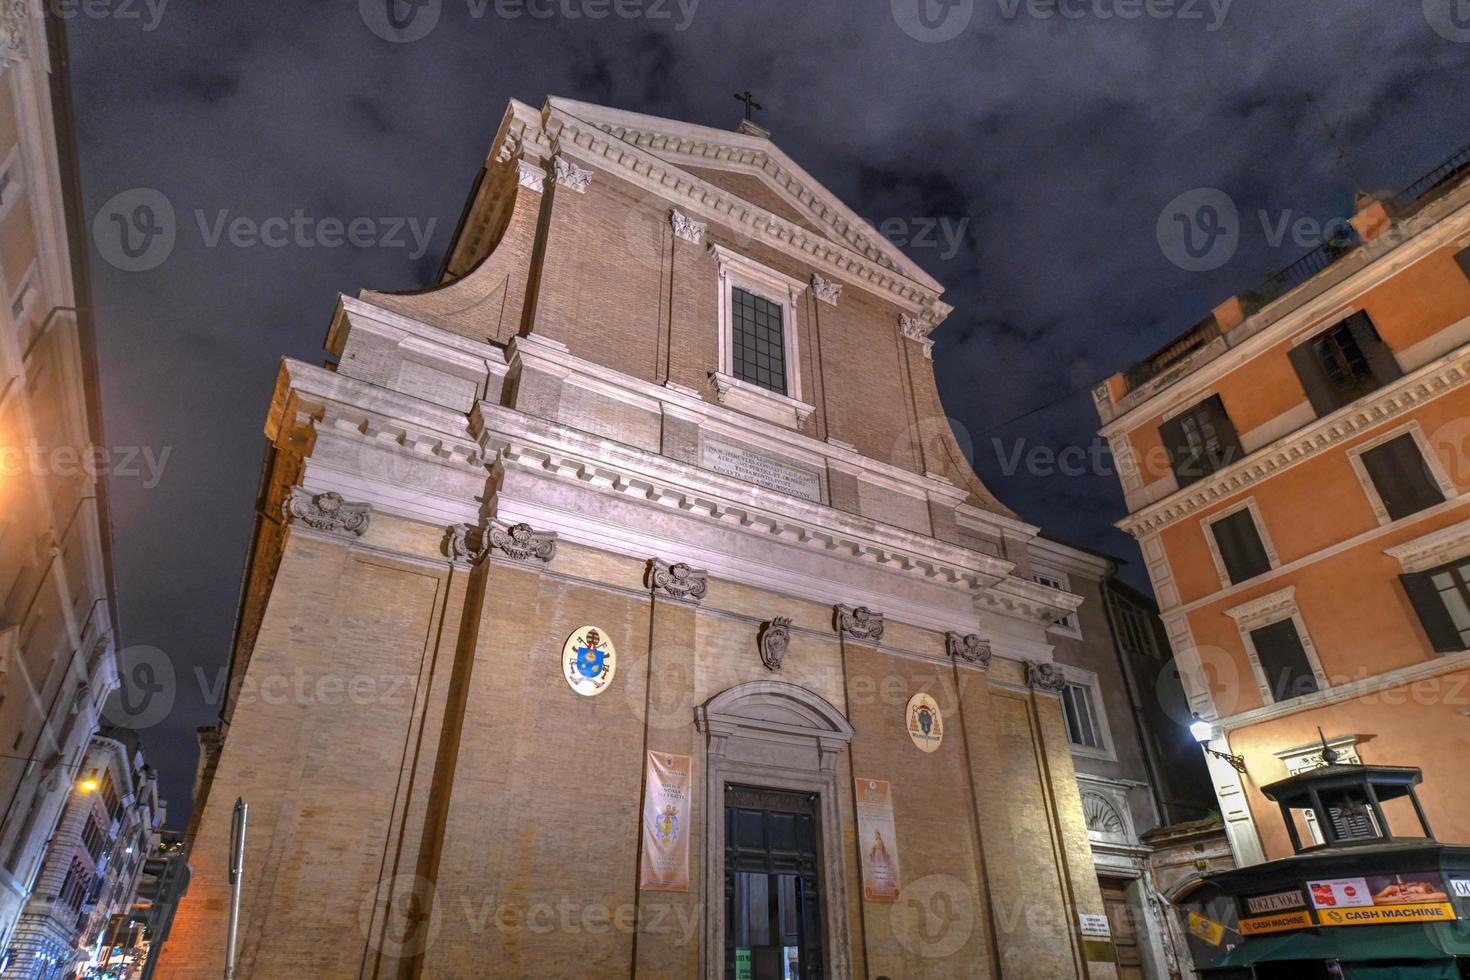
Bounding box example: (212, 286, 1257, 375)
(1392, 141, 1470, 215)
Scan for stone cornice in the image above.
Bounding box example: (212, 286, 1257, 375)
(1384, 518, 1470, 573)
(477, 399, 1012, 592)
(974, 576, 1082, 625)
(1223, 586, 1296, 627)
(1117, 343, 1470, 537)
(476, 98, 952, 327)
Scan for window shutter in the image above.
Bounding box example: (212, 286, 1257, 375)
(1287, 342, 1340, 417)
(1399, 571, 1466, 653)
(1158, 414, 1200, 486)
(1201, 395, 1244, 470)
(1360, 435, 1444, 521)
(1249, 620, 1319, 702)
(1344, 311, 1402, 388)
(1210, 510, 1272, 584)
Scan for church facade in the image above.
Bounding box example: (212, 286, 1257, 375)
(156, 98, 1119, 979)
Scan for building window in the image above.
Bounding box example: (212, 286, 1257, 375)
(1400, 556, 1470, 654)
(1248, 619, 1321, 703)
(1206, 507, 1274, 585)
(1032, 569, 1080, 636)
(1062, 682, 1102, 749)
(1348, 426, 1452, 525)
(730, 286, 786, 395)
(1288, 312, 1402, 416)
(1158, 395, 1243, 488)
(708, 244, 812, 429)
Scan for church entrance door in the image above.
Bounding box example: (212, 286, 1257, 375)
(724, 785, 823, 980)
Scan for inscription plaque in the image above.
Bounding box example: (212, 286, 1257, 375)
(702, 438, 821, 501)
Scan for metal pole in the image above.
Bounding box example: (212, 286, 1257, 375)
(224, 798, 248, 980)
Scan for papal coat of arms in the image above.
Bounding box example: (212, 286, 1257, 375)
(905, 692, 943, 752)
(654, 805, 680, 847)
(563, 626, 617, 697)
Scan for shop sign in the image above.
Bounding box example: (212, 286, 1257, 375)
(1451, 879, 1470, 899)
(1186, 911, 1225, 946)
(1240, 909, 1313, 936)
(1310, 872, 1457, 926)
(1244, 889, 1305, 915)
(1078, 913, 1110, 939)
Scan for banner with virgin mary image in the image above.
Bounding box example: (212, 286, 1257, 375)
(855, 777, 902, 901)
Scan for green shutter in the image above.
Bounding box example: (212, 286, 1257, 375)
(1158, 414, 1200, 486)
(1287, 341, 1339, 417)
(1344, 311, 1402, 387)
(1400, 571, 1466, 653)
(1201, 395, 1244, 469)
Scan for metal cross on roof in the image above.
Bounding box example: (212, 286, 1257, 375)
(734, 90, 762, 123)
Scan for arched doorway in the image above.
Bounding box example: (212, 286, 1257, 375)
(695, 681, 855, 979)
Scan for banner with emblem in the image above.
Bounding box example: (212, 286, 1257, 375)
(640, 751, 692, 892)
(855, 778, 902, 902)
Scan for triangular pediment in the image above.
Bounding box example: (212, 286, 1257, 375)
(546, 97, 943, 295)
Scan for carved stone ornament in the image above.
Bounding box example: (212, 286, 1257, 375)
(282, 488, 371, 537)
(759, 617, 793, 671)
(670, 208, 706, 244)
(488, 521, 558, 564)
(898, 314, 936, 359)
(516, 159, 546, 193)
(835, 605, 884, 643)
(1025, 660, 1067, 694)
(444, 523, 488, 564)
(0, 0, 27, 64)
(810, 274, 842, 305)
(946, 632, 992, 669)
(649, 558, 709, 603)
(551, 156, 593, 193)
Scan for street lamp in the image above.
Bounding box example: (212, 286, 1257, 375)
(1190, 714, 1248, 774)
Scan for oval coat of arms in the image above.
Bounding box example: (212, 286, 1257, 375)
(563, 626, 617, 696)
(905, 692, 943, 752)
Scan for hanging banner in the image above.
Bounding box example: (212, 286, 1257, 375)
(639, 751, 692, 892)
(855, 778, 902, 902)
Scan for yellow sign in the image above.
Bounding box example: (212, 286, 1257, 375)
(1316, 902, 1456, 927)
(1187, 911, 1225, 946)
(1240, 909, 1313, 936)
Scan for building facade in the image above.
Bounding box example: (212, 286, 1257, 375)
(157, 97, 1133, 978)
(1094, 144, 1470, 869)
(0, 6, 122, 958)
(1033, 537, 1218, 979)
(8, 732, 159, 978)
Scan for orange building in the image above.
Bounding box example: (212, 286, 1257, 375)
(1094, 147, 1470, 867)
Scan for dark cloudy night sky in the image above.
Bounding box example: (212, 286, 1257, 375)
(64, 1, 1470, 823)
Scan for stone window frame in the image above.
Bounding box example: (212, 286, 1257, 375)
(1055, 664, 1117, 763)
(1200, 496, 1280, 591)
(708, 243, 816, 430)
(1344, 420, 1457, 527)
(1224, 585, 1330, 705)
(694, 680, 854, 980)
(1385, 518, 1470, 574)
(1031, 563, 1083, 639)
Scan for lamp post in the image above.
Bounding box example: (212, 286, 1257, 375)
(224, 798, 248, 980)
(1190, 714, 1248, 774)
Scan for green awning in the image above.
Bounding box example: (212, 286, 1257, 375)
(1209, 922, 1470, 967)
